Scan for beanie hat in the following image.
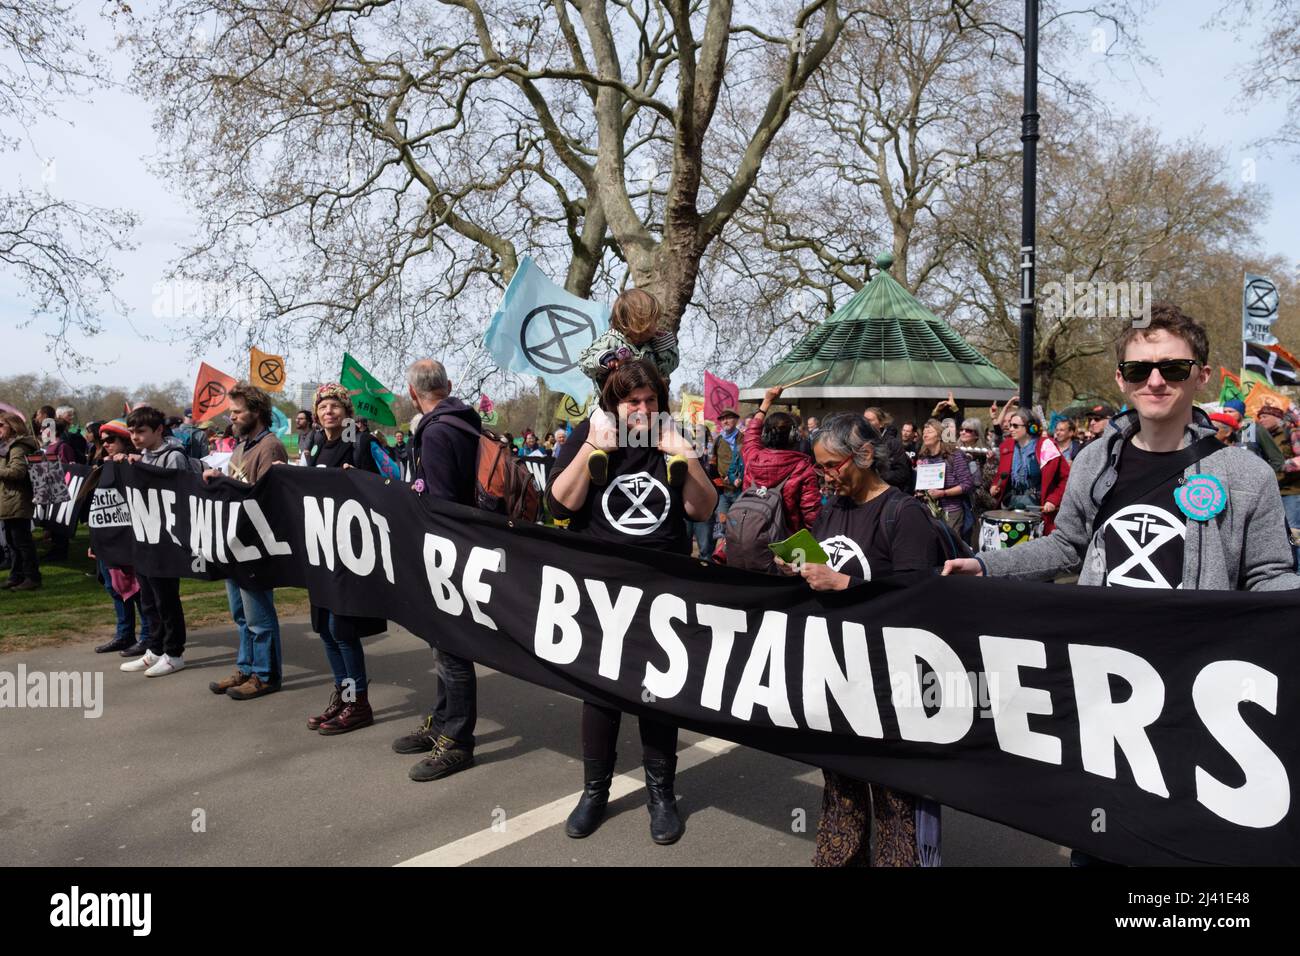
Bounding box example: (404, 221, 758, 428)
(314, 383, 354, 416)
(100, 418, 131, 439)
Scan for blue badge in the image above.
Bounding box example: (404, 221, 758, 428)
(1174, 474, 1226, 522)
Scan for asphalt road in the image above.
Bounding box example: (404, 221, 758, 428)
(0, 617, 1065, 867)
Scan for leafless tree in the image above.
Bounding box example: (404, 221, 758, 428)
(0, 1, 138, 367)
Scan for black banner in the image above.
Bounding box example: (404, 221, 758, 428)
(88, 462, 1300, 865)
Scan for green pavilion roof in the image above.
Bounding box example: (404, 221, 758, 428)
(740, 253, 1017, 401)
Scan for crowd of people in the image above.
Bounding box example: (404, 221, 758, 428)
(3, 296, 1299, 866)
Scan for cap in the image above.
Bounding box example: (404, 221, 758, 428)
(1087, 403, 1116, 419)
(717, 407, 740, 421)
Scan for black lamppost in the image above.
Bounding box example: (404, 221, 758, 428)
(1019, 0, 1039, 409)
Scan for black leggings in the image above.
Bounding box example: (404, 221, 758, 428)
(581, 702, 677, 764)
(3, 519, 39, 583)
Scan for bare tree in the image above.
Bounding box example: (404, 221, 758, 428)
(1223, 0, 1300, 157)
(0, 1, 137, 366)
(127, 0, 851, 387)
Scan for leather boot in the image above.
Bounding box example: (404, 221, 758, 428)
(307, 685, 344, 731)
(318, 690, 374, 736)
(565, 753, 616, 838)
(643, 756, 684, 845)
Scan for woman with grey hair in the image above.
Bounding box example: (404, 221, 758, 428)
(776, 411, 944, 867)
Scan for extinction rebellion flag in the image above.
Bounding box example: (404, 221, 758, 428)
(1244, 341, 1298, 387)
(87, 460, 1300, 866)
(484, 256, 610, 398)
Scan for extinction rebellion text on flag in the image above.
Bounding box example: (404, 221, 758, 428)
(87, 461, 1300, 866)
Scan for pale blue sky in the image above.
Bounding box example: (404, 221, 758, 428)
(2, 1, 1296, 390)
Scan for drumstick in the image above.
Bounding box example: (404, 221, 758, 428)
(777, 369, 829, 389)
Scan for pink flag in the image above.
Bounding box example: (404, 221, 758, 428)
(704, 371, 739, 423)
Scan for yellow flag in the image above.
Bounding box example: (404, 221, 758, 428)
(250, 347, 286, 392)
(680, 392, 706, 426)
(558, 393, 593, 424)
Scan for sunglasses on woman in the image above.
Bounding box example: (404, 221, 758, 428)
(1117, 359, 1198, 384)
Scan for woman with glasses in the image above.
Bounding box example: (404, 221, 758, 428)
(989, 410, 1069, 534)
(778, 412, 945, 867)
(548, 359, 717, 846)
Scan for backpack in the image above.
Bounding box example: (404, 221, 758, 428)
(174, 424, 210, 461)
(880, 492, 975, 563)
(725, 478, 790, 572)
(438, 418, 541, 523)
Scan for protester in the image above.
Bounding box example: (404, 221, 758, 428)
(899, 421, 920, 460)
(202, 384, 289, 701)
(552, 428, 568, 454)
(945, 303, 1300, 863)
(173, 410, 211, 460)
(737, 384, 821, 531)
(1082, 402, 1116, 445)
(914, 417, 976, 535)
(391, 429, 409, 466)
(0, 412, 41, 591)
(294, 409, 314, 453)
(776, 412, 943, 867)
(90, 421, 149, 653)
(1053, 417, 1083, 461)
(798, 415, 821, 456)
(578, 287, 679, 389)
(1257, 403, 1300, 569)
(707, 408, 744, 551)
(39, 419, 77, 561)
(34, 404, 56, 445)
(989, 409, 1068, 534)
(686, 421, 715, 557)
(548, 359, 717, 845)
(115, 406, 191, 677)
(393, 359, 485, 782)
(300, 384, 387, 734)
(519, 431, 545, 458)
(862, 407, 914, 491)
(56, 406, 88, 463)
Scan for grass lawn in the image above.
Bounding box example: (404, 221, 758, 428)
(1, 526, 309, 652)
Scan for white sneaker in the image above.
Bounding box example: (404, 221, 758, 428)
(121, 651, 160, 673)
(145, 654, 185, 678)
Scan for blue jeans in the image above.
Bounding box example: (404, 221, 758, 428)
(98, 559, 148, 644)
(1283, 495, 1300, 572)
(714, 489, 739, 541)
(226, 580, 282, 683)
(688, 519, 713, 559)
(318, 611, 368, 694)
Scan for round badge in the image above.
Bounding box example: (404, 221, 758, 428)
(1174, 474, 1226, 522)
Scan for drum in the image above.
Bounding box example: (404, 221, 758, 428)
(979, 509, 1044, 551)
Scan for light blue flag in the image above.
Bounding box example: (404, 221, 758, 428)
(271, 405, 290, 438)
(484, 255, 610, 396)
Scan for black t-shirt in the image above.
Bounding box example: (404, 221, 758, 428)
(1101, 440, 1187, 590)
(811, 487, 942, 582)
(549, 418, 700, 556)
(305, 431, 379, 473)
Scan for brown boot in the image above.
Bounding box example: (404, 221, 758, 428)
(209, 670, 251, 695)
(307, 685, 345, 731)
(226, 674, 280, 701)
(318, 690, 374, 736)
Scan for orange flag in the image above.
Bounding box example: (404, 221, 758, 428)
(1245, 380, 1293, 421)
(250, 347, 286, 392)
(192, 362, 238, 423)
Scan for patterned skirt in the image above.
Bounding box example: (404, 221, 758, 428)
(812, 770, 941, 867)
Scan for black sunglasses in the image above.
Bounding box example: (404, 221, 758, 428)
(1117, 359, 1198, 384)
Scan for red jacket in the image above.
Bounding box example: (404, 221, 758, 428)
(740, 416, 822, 530)
(992, 434, 1069, 534)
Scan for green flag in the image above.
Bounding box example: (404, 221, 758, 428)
(352, 390, 398, 427)
(1218, 367, 1246, 405)
(340, 352, 395, 402)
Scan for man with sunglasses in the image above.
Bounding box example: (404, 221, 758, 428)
(945, 302, 1298, 594)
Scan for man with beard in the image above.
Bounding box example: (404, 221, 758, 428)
(203, 383, 289, 701)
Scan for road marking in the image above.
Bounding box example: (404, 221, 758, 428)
(396, 736, 739, 867)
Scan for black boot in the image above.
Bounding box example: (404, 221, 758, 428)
(565, 753, 616, 839)
(643, 756, 684, 845)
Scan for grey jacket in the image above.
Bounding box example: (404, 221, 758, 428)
(141, 435, 191, 472)
(978, 407, 1300, 591)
